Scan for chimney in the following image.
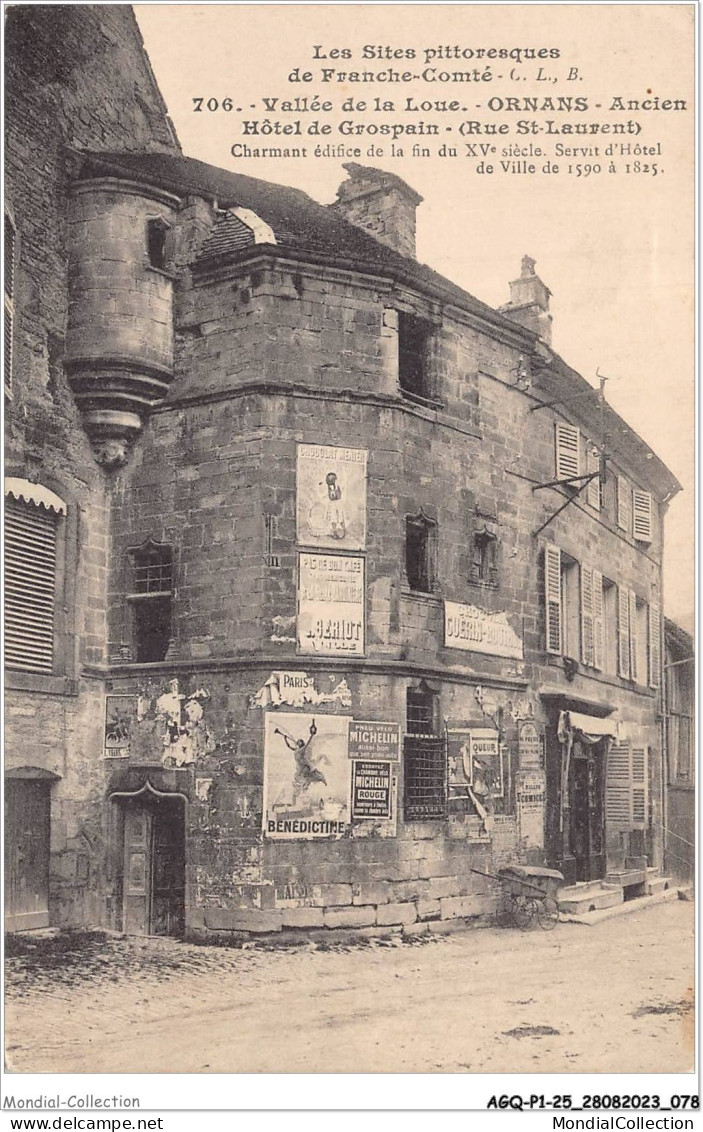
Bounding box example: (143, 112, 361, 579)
(501, 255, 552, 344)
(330, 163, 423, 260)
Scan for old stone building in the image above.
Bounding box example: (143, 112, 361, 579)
(5, 7, 682, 937)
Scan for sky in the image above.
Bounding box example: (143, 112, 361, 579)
(134, 3, 694, 631)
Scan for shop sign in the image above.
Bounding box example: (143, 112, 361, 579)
(263, 712, 351, 839)
(351, 760, 392, 819)
(444, 601, 523, 659)
(348, 721, 400, 761)
(517, 770, 546, 850)
(518, 721, 545, 771)
(297, 553, 364, 656)
(296, 443, 367, 550)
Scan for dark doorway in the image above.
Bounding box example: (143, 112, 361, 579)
(5, 778, 51, 931)
(569, 741, 605, 881)
(121, 795, 185, 937)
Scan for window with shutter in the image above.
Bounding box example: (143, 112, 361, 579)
(586, 445, 601, 510)
(555, 422, 580, 481)
(605, 741, 648, 832)
(580, 564, 594, 666)
(648, 602, 661, 688)
(4, 210, 16, 394)
(617, 476, 631, 532)
(632, 489, 653, 542)
(617, 586, 630, 678)
(544, 544, 562, 655)
(5, 497, 59, 673)
(628, 590, 639, 683)
(592, 569, 604, 670)
(605, 742, 632, 831)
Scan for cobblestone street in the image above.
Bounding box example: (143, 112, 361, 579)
(5, 899, 694, 1075)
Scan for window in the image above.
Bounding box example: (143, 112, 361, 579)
(405, 512, 437, 593)
(128, 540, 173, 662)
(560, 554, 579, 659)
(635, 597, 648, 685)
(5, 210, 16, 394)
(555, 422, 580, 481)
(407, 684, 439, 735)
(666, 655, 693, 782)
(602, 578, 618, 676)
(586, 444, 602, 510)
(580, 564, 604, 669)
(5, 485, 66, 674)
(469, 517, 498, 586)
(404, 685, 445, 821)
(617, 475, 631, 532)
(147, 217, 170, 270)
(398, 310, 433, 401)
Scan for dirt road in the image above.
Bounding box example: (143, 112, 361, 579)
(5, 900, 693, 1074)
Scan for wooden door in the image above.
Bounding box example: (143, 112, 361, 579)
(5, 779, 51, 931)
(150, 801, 185, 938)
(122, 806, 151, 935)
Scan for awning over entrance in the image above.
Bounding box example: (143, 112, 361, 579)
(558, 710, 619, 743)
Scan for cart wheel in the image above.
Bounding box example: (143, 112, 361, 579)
(514, 896, 537, 930)
(536, 897, 559, 931)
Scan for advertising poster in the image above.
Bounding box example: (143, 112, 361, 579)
(262, 711, 352, 837)
(297, 552, 365, 655)
(351, 759, 393, 819)
(296, 444, 367, 549)
(518, 720, 545, 771)
(517, 769, 547, 850)
(347, 720, 400, 760)
(103, 694, 136, 758)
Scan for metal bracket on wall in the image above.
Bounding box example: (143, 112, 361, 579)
(531, 472, 599, 538)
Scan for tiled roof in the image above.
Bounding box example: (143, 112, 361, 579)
(74, 150, 512, 329)
(73, 149, 681, 498)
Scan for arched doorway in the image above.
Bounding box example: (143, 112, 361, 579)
(110, 782, 186, 937)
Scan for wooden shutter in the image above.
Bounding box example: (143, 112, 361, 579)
(592, 569, 604, 670)
(648, 601, 661, 688)
(544, 544, 562, 655)
(606, 741, 648, 832)
(5, 498, 57, 674)
(629, 590, 639, 683)
(555, 422, 580, 480)
(630, 746, 648, 830)
(580, 564, 594, 666)
(632, 489, 653, 542)
(586, 445, 601, 509)
(605, 742, 632, 831)
(617, 586, 630, 678)
(617, 476, 631, 531)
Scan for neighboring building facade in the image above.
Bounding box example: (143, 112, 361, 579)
(663, 620, 694, 884)
(4, 5, 178, 931)
(5, 7, 683, 938)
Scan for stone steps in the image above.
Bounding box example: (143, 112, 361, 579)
(558, 880, 623, 914)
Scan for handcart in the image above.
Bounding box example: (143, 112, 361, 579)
(496, 865, 565, 931)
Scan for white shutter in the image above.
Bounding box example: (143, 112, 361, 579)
(617, 586, 630, 678)
(630, 746, 648, 829)
(544, 544, 562, 655)
(632, 490, 653, 542)
(586, 445, 601, 509)
(648, 601, 661, 688)
(555, 422, 580, 480)
(629, 590, 639, 683)
(5, 498, 57, 674)
(605, 742, 632, 831)
(592, 569, 604, 670)
(580, 564, 594, 667)
(617, 476, 631, 531)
